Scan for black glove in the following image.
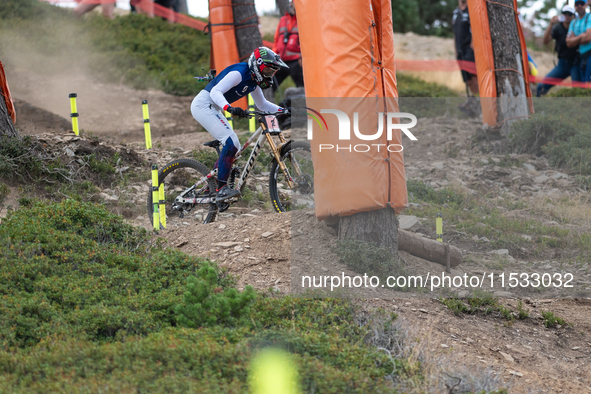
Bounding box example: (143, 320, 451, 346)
(278, 107, 291, 115)
(227, 106, 247, 118)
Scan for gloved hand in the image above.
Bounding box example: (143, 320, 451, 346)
(226, 106, 248, 118)
(278, 107, 291, 115)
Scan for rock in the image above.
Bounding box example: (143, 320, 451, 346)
(441, 344, 449, 348)
(508, 370, 523, 377)
(218, 224, 226, 229)
(499, 351, 514, 363)
(494, 291, 516, 298)
(398, 215, 421, 231)
(234, 246, 243, 252)
(534, 175, 549, 183)
(522, 163, 536, 172)
(491, 157, 501, 164)
(551, 172, 568, 179)
(481, 158, 489, 165)
(520, 234, 532, 241)
(213, 242, 242, 248)
(472, 235, 479, 241)
(244, 238, 250, 242)
(65, 148, 76, 157)
(240, 214, 256, 218)
(419, 309, 428, 314)
(479, 237, 490, 242)
(490, 249, 509, 256)
(572, 347, 581, 350)
(175, 238, 188, 248)
(432, 162, 444, 170)
(261, 231, 274, 238)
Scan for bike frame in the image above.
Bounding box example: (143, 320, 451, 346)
(175, 114, 296, 206)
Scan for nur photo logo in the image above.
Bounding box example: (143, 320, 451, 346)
(305, 108, 418, 152)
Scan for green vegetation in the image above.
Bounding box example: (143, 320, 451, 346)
(547, 87, 591, 97)
(509, 111, 591, 175)
(541, 310, 566, 328)
(398, 73, 460, 97)
(0, 199, 431, 391)
(175, 265, 257, 328)
(441, 294, 530, 324)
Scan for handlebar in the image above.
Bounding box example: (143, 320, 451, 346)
(243, 110, 290, 118)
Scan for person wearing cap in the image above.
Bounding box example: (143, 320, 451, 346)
(567, 0, 591, 82)
(537, 5, 580, 96)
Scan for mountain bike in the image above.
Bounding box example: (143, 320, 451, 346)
(146, 109, 314, 226)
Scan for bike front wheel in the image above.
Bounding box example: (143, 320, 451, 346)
(146, 158, 218, 227)
(269, 141, 314, 212)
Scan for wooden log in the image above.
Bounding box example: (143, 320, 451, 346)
(398, 229, 462, 268)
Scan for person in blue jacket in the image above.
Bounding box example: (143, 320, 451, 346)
(191, 47, 289, 202)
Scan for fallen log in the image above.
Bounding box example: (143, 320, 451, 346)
(398, 229, 462, 268)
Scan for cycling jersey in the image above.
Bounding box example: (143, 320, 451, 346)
(203, 62, 280, 113)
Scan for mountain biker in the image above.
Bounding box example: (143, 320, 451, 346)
(191, 47, 289, 202)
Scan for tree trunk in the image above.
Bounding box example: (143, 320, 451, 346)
(487, 0, 529, 136)
(231, 0, 275, 102)
(232, 0, 262, 62)
(338, 208, 399, 259)
(276, 0, 290, 16)
(0, 88, 17, 138)
(177, 0, 188, 13)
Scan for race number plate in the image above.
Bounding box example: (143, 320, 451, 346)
(264, 116, 281, 133)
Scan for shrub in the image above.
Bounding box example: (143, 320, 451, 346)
(407, 179, 465, 206)
(175, 265, 256, 328)
(0, 199, 223, 349)
(509, 113, 591, 175)
(541, 310, 566, 328)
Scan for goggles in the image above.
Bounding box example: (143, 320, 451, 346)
(261, 64, 280, 77)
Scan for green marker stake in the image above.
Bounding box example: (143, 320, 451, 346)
(436, 212, 442, 242)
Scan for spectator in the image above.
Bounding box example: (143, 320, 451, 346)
(73, 0, 114, 19)
(272, 2, 304, 93)
(537, 5, 580, 96)
(452, 0, 479, 96)
(567, 0, 591, 82)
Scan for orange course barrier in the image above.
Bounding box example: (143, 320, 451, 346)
(295, 0, 407, 219)
(0, 61, 16, 123)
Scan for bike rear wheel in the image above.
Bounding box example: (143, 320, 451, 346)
(146, 158, 218, 227)
(269, 141, 314, 212)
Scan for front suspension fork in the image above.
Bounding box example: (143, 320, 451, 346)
(265, 133, 295, 189)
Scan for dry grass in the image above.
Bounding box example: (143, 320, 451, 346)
(530, 193, 591, 227)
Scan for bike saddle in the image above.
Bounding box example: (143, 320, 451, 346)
(203, 140, 221, 149)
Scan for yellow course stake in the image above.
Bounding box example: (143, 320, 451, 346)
(159, 181, 166, 229)
(436, 212, 443, 242)
(225, 110, 234, 129)
(142, 100, 152, 149)
(248, 94, 256, 132)
(151, 164, 160, 231)
(69, 93, 79, 136)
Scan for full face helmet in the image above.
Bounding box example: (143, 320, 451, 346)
(248, 47, 289, 89)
